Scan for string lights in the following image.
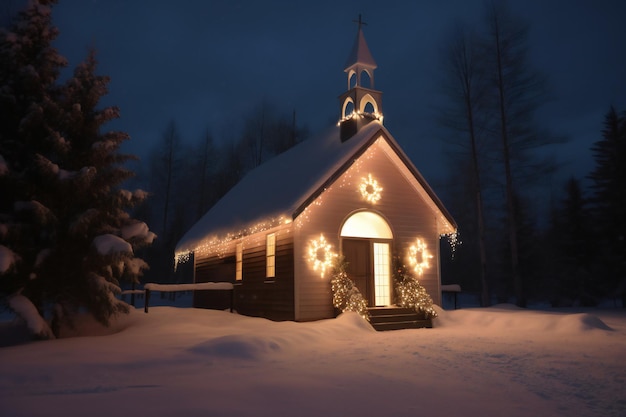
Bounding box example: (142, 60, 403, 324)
(174, 215, 291, 268)
(393, 256, 438, 318)
(408, 238, 433, 276)
(295, 140, 379, 230)
(441, 231, 461, 259)
(330, 257, 370, 321)
(337, 110, 384, 125)
(306, 234, 337, 278)
(359, 173, 383, 203)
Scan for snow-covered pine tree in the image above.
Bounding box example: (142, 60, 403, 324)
(0, 0, 67, 337)
(44, 50, 155, 328)
(0, 1, 155, 336)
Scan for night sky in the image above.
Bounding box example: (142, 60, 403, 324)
(48, 0, 626, 187)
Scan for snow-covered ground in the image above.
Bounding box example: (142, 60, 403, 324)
(1, 303, 624, 417)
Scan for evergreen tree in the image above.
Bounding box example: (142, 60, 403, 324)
(393, 256, 438, 318)
(438, 24, 491, 306)
(482, 1, 560, 306)
(549, 178, 596, 305)
(588, 107, 626, 305)
(0, 0, 68, 324)
(438, 2, 562, 306)
(0, 1, 154, 335)
(330, 256, 369, 321)
(48, 50, 154, 327)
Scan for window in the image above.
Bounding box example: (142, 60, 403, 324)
(235, 242, 242, 281)
(266, 233, 276, 278)
(340, 211, 393, 239)
(373, 242, 391, 306)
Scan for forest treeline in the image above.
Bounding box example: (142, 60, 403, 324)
(134, 1, 625, 308)
(437, 2, 625, 308)
(0, 1, 155, 337)
(2, 0, 623, 342)
(131, 104, 308, 285)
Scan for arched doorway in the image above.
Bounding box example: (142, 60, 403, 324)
(340, 211, 393, 307)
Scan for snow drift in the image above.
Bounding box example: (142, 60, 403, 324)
(0, 305, 623, 417)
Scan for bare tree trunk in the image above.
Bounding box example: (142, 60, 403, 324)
(461, 38, 490, 307)
(491, 6, 524, 307)
(467, 101, 490, 307)
(441, 27, 491, 306)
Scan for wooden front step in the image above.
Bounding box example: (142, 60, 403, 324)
(368, 307, 432, 331)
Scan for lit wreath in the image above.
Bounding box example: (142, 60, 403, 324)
(408, 238, 433, 276)
(359, 173, 383, 203)
(307, 234, 337, 278)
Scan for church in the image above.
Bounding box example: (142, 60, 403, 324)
(175, 20, 456, 326)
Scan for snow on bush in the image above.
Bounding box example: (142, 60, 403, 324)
(124, 258, 148, 275)
(69, 209, 98, 235)
(119, 189, 132, 201)
(0, 244, 19, 274)
(121, 221, 155, 243)
(58, 168, 76, 180)
(90, 273, 122, 295)
(91, 140, 115, 151)
(89, 274, 129, 317)
(92, 234, 132, 255)
(7, 293, 55, 340)
(34, 248, 51, 267)
(132, 189, 149, 200)
(14, 200, 55, 224)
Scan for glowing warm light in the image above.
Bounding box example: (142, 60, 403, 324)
(359, 173, 382, 203)
(441, 231, 461, 259)
(331, 257, 370, 321)
(337, 110, 384, 125)
(373, 242, 391, 306)
(307, 234, 337, 278)
(296, 142, 379, 230)
(408, 238, 433, 276)
(174, 215, 290, 268)
(394, 260, 438, 318)
(340, 211, 393, 239)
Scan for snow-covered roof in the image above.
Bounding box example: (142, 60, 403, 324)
(175, 121, 456, 257)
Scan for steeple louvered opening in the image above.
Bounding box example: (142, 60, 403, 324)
(339, 15, 383, 142)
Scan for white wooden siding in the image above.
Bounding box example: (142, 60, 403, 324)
(294, 137, 444, 319)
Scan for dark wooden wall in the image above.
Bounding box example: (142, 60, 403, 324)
(194, 229, 295, 321)
(194, 254, 236, 311)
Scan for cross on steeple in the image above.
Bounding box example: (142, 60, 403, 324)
(339, 15, 383, 141)
(353, 14, 367, 30)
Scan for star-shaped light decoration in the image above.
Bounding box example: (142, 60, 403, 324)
(408, 238, 433, 276)
(359, 173, 382, 203)
(307, 234, 337, 278)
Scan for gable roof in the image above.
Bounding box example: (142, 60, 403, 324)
(175, 121, 456, 257)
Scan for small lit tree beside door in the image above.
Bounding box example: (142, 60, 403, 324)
(330, 256, 370, 321)
(393, 255, 437, 318)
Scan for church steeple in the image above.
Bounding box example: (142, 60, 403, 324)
(339, 15, 383, 142)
